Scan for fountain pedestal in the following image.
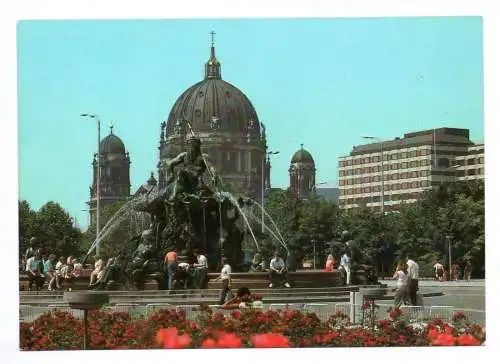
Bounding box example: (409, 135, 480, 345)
(63, 291, 109, 350)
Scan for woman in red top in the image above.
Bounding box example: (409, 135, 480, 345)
(325, 254, 336, 272)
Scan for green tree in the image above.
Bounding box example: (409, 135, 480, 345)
(259, 189, 303, 259)
(394, 180, 484, 277)
(19, 200, 37, 256)
(336, 207, 399, 275)
(32, 201, 83, 257)
(296, 194, 339, 266)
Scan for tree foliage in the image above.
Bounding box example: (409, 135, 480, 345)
(256, 180, 484, 277)
(18, 200, 83, 258)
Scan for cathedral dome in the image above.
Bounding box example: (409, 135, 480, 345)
(291, 145, 315, 165)
(165, 44, 261, 137)
(100, 127, 125, 154)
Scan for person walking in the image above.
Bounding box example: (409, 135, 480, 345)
(216, 257, 232, 305)
(406, 255, 420, 306)
(463, 260, 473, 281)
(164, 249, 178, 290)
(433, 261, 444, 281)
(392, 263, 409, 308)
(340, 252, 352, 285)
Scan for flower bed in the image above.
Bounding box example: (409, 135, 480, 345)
(19, 306, 485, 350)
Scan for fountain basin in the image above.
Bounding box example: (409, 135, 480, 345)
(63, 291, 110, 310)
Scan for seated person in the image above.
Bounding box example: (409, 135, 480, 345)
(25, 250, 45, 290)
(268, 251, 291, 288)
(90, 255, 104, 286)
(223, 287, 263, 308)
(325, 254, 336, 272)
(44, 254, 59, 291)
(249, 253, 265, 272)
(192, 249, 208, 289)
(175, 262, 192, 289)
(72, 258, 83, 278)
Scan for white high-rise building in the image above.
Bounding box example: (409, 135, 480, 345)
(338, 127, 484, 211)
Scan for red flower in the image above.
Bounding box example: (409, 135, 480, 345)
(156, 327, 192, 349)
(432, 333, 456, 346)
(452, 312, 467, 322)
(427, 328, 440, 339)
(388, 308, 402, 320)
(216, 332, 242, 348)
(456, 334, 481, 346)
(231, 311, 241, 320)
(201, 338, 218, 349)
(251, 333, 289, 348)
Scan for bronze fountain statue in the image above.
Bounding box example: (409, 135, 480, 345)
(91, 136, 250, 290)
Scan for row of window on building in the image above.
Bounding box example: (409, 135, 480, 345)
(340, 156, 484, 176)
(342, 191, 423, 205)
(339, 152, 484, 168)
(339, 149, 431, 166)
(340, 168, 483, 187)
(340, 159, 432, 176)
(342, 180, 431, 196)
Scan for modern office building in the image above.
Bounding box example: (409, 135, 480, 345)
(338, 127, 484, 211)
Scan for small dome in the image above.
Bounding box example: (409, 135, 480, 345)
(100, 127, 125, 154)
(291, 145, 314, 164)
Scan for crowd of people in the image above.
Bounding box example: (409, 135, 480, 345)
(22, 238, 85, 291)
(433, 260, 474, 282)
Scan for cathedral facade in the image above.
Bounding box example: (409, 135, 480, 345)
(157, 40, 270, 200)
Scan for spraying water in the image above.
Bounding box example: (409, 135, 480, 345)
(217, 191, 261, 252)
(245, 210, 289, 253)
(85, 198, 141, 257)
(251, 200, 287, 246)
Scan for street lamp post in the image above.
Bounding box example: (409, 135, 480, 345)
(446, 234, 453, 280)
(262, 150, 280, 233)
(312, 239, 316, 270)
(362, 136, 384, 214)
(81, 113, 102, 257)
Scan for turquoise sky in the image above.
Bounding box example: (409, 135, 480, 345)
(17, 17, 484, 228)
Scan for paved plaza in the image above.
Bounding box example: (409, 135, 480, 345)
(380, 279, 485, 311)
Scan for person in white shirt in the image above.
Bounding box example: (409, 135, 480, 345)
(89, 255, 104, 286)
(406, 255, 420, 305)
(433, 261, 444, 281)
(216, 257, 232, 305)
(25, 251, 44, 290)
(392, 263, 409, 308)
(192, 249, 208, 288)
(268, 251, 291, 288)
(340, 252, 352, 285)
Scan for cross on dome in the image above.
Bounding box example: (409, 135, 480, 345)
(210, 30, 216, 47)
